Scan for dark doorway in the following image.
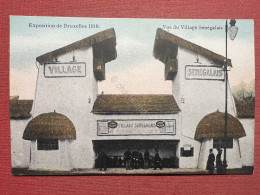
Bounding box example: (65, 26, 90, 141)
(93, 140, 179, 168)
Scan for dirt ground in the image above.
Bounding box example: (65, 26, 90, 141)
(12, 167, 253, 176)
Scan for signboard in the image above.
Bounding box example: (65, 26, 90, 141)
(97, 119, 176, 136)
(44, 62, 86, 77)
(185, 65, 224, 80)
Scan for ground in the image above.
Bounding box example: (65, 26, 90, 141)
(12, 167, 254, 176)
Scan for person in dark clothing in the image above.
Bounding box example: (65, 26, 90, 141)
(206, 148, 215, 174)
(138, 152, 144, 169)
(216, 148, 223, 174)
(153, 151, 162, 170)
(132, 150, 139, 169)
(119, 157, 123, 167)
(144, 148, 150, 169)
(97, 149, 107, 171)
(124, 149, 132, 170)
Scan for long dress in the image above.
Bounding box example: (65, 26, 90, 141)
(206, 153, 215, 174)
(216, 153, 222, 174)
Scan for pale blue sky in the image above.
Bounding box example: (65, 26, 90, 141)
(10, 16, 255, 99)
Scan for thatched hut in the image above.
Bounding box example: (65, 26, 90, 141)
(195, 111, 246, 169)
(10, 96, 33, 168)
(234, 100, 255, 167)
(23, 111, 76, 170)
(235, 100, 255, 119)
(10, 97, 33, 119)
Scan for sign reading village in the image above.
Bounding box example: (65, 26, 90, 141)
(97, 119, 176, 136)
(44, 63, 86, 77)
(185, 65, 224, 80)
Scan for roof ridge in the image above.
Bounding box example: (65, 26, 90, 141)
(36, 28, 116, 64)
(154, 28, 232, 67)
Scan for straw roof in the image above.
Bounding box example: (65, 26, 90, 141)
(92, 94, 180, 114)
(235, 100, 255, 118)
(194, 111, 246, 140)
(10, 98, 33, 119)
(36, 28, 117, 81)
(36, 28, 116, 64)
(153, 28, 232, 66)
(23, 112, 76, 140)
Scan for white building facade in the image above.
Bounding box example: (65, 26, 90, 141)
(10, 28, 254, 171)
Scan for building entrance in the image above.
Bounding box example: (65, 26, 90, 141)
(93, 140, 179, 169)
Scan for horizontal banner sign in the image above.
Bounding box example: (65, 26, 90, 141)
(44, 62, 86, 77)
(97, 119, 176, 136)
(185, 65, 224, 80)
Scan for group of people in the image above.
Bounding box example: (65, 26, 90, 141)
(124, 148, 162, 170)
(96, 148, 163, 171)
(206, 148, 225, 174)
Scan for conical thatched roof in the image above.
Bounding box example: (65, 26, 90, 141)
(23, 112, 76, 140)
(194, 111, 246, 140)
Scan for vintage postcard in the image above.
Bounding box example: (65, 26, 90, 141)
(10, 16, 255, 175)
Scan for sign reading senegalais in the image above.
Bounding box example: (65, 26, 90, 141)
(185, 65, 224, 80)
(44, 63, 86, 77)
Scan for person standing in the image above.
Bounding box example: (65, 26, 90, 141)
(138, 151, 144, 169)
(153, 150, 162, 170)
(216, 148, 223, 174)
(144, 148, 150, 169)
(97, 149, 107, 171)
(132, 150, 139, 169)
(124, 148, 132, 170)
(206, 149, 215, 174)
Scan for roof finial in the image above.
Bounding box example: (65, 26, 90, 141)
(54, 110, 56, 113)
(194, 54, 201, 64)
(101, 91, 104, 95)
(217, 109, 219, 112)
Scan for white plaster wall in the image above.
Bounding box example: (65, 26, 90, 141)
(239, 118, 254, 166)
(29, 140, 73, 170)
(11, 119, 31, 168)
(32, 47, 96, 169)
(197, 139, 242, 169)
(174, 47, 236, 139)
(93, 113, 181, 140)
(197, 139, 212, 169)
(172, 47, 238, 168)
(178, 136, 201, 168)
(93, 113, 182, 162)
(93, 113, 201, 168)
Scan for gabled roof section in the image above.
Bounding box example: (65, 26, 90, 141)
(92, 94, 180, 114)
(153, 28, 232, 80)
(36, 28, 117, 81)
(154, 28, 232, 66)
(36, 28, 117, 65)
